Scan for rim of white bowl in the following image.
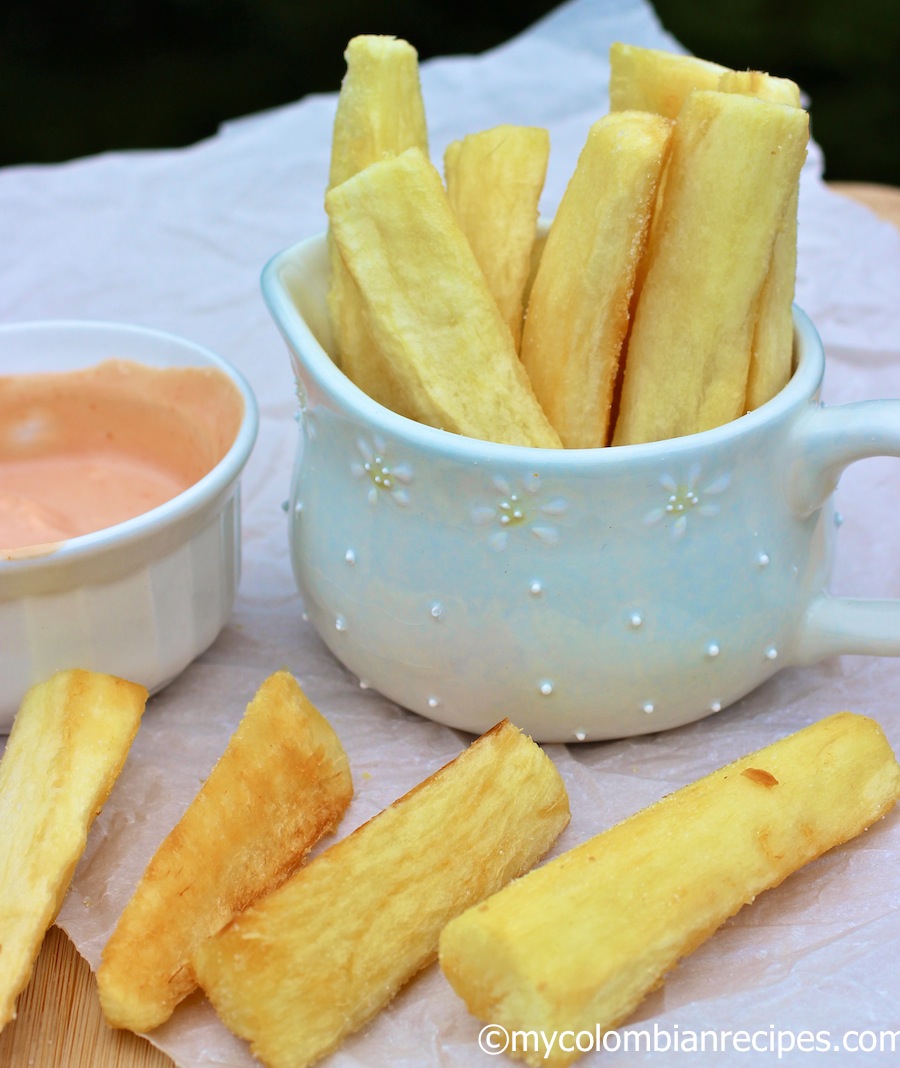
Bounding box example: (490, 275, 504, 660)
(261, 232, 825, 468)
(0, 319, 259, 570)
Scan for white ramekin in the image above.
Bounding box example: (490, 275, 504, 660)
(0, 320, 258, 732)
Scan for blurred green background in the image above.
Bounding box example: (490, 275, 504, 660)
(1, 0, 897, 183)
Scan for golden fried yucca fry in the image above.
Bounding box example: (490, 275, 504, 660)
(523, 229, 548, 312)
(326, 147, 562, 447)
(444, 125, 550, 349)
(611, 89, 808, 445)
(98, 671, 352, 1033)
(746, 219, 801, 415)
(440, 713, 900, 1068)
(608, 41, 728, 118)
(719, 69, 803, 412)
(610, 50, 804, 418)
(607, 44, 731, 311)
(328, 35, 428, 190)
(327, 35, 429, 412)
(520, 111, 671, 448)
(0, 670, 147, 1030)
(719, 68, 802, 108)
(192, 719, 570, 1068)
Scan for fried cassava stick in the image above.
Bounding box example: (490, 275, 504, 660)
(444, 124, 550, 350)
(327, 34, 429, 413)
(440, 713, 900, 1068)
(612, 90, 808, 444)
(192, 719, 570, 1068)
(0, 670, 147, 1030)
(99, 671, 352, 1032)
(520, 111, 671, 447)
(327, 147, 562, 447)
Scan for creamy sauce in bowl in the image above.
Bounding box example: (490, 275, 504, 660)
(0, 358, 245, 554)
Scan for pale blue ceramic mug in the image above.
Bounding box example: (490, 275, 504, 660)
(263, 234, 900, 742)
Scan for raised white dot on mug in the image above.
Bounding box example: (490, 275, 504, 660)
(294, 501, 303, 517)
(539, 680, 554, 696)
(358, 679, 370, 690)
(706, 642, 720, 658)
(574, 730, 586, 742)
(642, 702, 654, 714)
(429, 601, 444, 620)
(756, 551, 770, 568)
(335, 615, 347, 632)
(765, 646, 778, 660)
(529, 580, 543, 596)
(427, 696, 440, 709)
(710, 700, 722, 712)
(344, 549, 356, 566)
(628, 612, 643, 629)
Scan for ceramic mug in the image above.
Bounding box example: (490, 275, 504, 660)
(262, 234, 900, 742)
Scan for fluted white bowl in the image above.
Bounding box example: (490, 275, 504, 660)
(0, 320, 258, 731)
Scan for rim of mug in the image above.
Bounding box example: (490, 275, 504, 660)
(263, 233, 824, 469)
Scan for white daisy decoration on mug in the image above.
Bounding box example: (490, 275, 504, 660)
(350, 435, 414, 507)
(643, 463, 731, 540)
(472, 473, 568, 552)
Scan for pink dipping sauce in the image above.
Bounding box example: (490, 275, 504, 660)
(0, 359, 245, 554)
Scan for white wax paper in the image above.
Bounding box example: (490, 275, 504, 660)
(1, 1, 898, 1066)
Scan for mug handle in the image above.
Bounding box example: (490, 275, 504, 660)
(787, 398, 900, 662)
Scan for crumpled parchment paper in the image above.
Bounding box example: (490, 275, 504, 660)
(1, 1, 898, 1065)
